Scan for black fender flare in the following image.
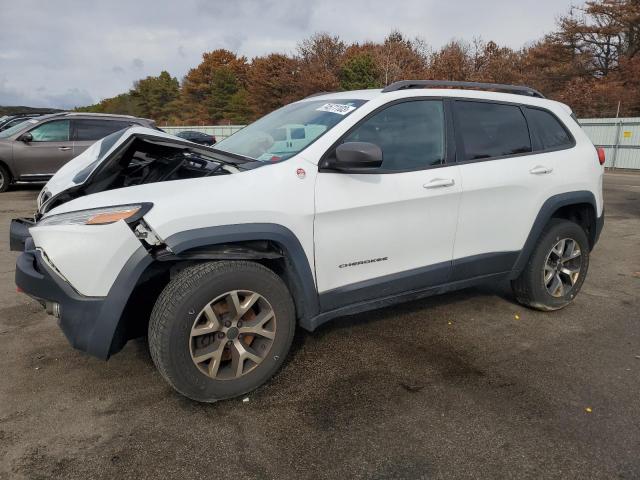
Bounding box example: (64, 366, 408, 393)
(163, 223, 320, 320)
(509, 190, 599, 278)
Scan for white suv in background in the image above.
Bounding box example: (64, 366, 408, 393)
(12, 80, 605, 402)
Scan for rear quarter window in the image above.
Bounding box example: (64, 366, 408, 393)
(524, 107, 574, 151)
(74, 119, 132, 141)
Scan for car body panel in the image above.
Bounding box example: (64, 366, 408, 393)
(30, 220, 142, 297)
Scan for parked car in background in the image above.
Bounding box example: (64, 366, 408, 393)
(0, 113, 46, 132)
(176, 130, 216, 146)
(0, 112, 155, 192)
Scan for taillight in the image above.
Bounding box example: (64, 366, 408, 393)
(596, 147, 606, 165)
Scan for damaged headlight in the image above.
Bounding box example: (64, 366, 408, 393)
(37, 203, 152, 227)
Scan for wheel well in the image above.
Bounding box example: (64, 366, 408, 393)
(550, 202, 597, 249)
(0, 159, 12, 179)
(109, 241, 308, 355)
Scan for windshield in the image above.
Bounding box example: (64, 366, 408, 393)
(0, 118, 38, 138)
(214, 99, 367, 161)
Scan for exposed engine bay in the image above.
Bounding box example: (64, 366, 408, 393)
(39, 133, 247, 216)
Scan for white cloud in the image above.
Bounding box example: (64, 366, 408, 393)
(0, 0, 577, 108)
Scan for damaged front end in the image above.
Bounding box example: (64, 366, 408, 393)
(39, 127, 250, 217)
(10, 127, 250, 252)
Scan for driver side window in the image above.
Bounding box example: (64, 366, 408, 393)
(29, 120, 70, 142)
(343, 100, 445, 171)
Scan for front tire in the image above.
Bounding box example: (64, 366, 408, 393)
(148, 261, 295, 402)
(512, 218, 590, 311)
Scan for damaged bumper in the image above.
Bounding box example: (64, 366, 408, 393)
(10, 218, 35, 252)
(15, 238, 153, 359)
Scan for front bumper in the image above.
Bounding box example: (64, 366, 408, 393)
(10, 218, 35, 252)
(15, 239, 152, 359)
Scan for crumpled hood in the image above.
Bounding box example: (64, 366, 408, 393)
(42, 156, 314, 242)
(42, 126, 201, 199)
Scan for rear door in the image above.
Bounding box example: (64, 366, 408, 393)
(72, 119, 133, 156)
(12, 119, 72, 177)
(452, 100, 561, 279)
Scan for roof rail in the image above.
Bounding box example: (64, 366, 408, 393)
(304, 91, 335, 99)
(63, 112, 138, 119)
(381, 80, 545, 98)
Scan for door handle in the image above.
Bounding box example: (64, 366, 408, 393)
(58, 146, 71, 151)
(529, 165, 553, 175)
(423, 178, 455, 189)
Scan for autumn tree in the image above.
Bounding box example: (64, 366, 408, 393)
(76, 92, 142, 116)
(296, 33, 346, 96)
(374, 31, 428, 85)
(130, 71, 180, 122)
(428, 40, 472, 80)
(247, 54, 300, 117)
(469, 40, 523, 84)
(181, 49, 249, 123)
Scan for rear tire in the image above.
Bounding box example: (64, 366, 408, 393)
(148, 260, 295, 403)
(0, 164, 11, 192)
(512, 218, 590, 311)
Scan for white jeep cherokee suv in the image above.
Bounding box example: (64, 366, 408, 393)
(12, 80, 605, 402)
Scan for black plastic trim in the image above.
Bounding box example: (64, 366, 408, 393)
(508, 190, 598, 278)
(381, 80, 545, 98)
(594, 209, 605, 246)
(319, 260, 451, 312)
(15, 244, 152, 359)
(9, 218, 34, 252)
(164, 223, 319, 319)
(451, 251, 519, 282)
(302, 271, 508, 331)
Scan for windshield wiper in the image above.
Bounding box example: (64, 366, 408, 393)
(208, 148, 255, 164)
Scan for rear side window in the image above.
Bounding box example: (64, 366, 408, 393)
(73, 119, 132, 141)
(525, 107, 573, 150)
(455, 101, 531, 160)
(343, 100, 445, 171)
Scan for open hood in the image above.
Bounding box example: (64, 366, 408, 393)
(38, 126, 249, 215)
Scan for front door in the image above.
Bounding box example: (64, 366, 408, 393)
(12, 119, 73, 177)
(314, 99, 462, 311)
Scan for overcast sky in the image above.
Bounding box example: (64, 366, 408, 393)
(0, 0, 577, 109)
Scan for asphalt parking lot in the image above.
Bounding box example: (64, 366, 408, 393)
(0, 173, 639, 480)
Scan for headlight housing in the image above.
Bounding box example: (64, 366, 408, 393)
(37, 203, 152, 227)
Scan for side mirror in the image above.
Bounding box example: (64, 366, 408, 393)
(20, 132, 33, 143)
(324, 141, 383, 172)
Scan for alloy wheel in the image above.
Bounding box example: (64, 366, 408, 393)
(543, 238, 582, 297)
(189, 290, 276, 380)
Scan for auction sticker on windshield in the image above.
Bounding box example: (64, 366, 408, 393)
(316, 103, 357, 115)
